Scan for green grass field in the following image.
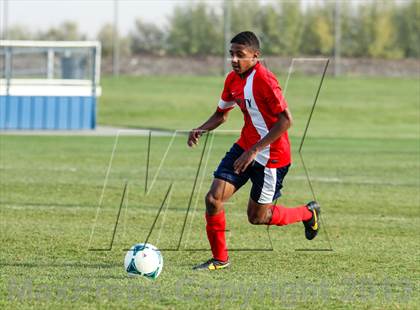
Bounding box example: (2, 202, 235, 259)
(0, 75, 419, 309)
(99, 75, 418, 138)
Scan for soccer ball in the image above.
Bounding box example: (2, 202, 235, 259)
(124, 243, 163, 279)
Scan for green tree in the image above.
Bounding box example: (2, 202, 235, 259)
(230, 0, 262, 37)
(351, 3, 374, 57)
(259, 3, 282, 54)
(97, 24, 114, 57)
(367, 3, 403, 59)
(97, 23, 131, 58)
(340, 3, 362, 57)
(300, 5, 334, 55)
(5, 24, 33, 40)
(130, 19, 166, 55)
(278, 1, 304, 55)
(37, 21, 86, 41)
(229, 1, 303, 56)
(396, 0, 420, 58)
(167, 2, 223, 56)
(354, 2, 404, 59)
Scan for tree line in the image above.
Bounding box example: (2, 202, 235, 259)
(5, 0, 419, 59)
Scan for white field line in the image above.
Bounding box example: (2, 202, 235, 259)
(155, 186, 172, 247)
(289, 176, 341, 182)
(0, 128, 242, 136)
(0, 127, 174, 137)
(146, 131, 177, 195)
(0, 170, 414, 187)
(287, 175, 417, 187)
(0, 162, 416, 187)
(2, 204, 87, 211)
(0, 166, 80, 172)
(283, 57, 329, 98)
(88, 131, 120, 248)
(122, 183, 129, 239)
(0, 166, 200, 173)
(184, 132, 215, 248)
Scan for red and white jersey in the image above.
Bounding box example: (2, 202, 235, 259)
(217, 62, 291, 168)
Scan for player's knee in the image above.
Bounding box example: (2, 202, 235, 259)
(205, 191, 223, 214)
(247, 214, 265, 225)
(205, 191, 217, 206)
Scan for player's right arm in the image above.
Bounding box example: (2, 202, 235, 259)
(187, 110, 229, 147)
(188, 73, 236, 147)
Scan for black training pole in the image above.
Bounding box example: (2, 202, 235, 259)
(296, 59, 334, 252)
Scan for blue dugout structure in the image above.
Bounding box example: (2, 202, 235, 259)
(0, 40, 101, 130)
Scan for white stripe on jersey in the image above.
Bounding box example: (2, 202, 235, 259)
(244, 70, 270, 166)
(218, 99, 236, 110)
(258, 167, 277, 204)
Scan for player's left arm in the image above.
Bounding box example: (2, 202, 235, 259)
(253, 108, 292, 151)
(233, 109, 292, 174)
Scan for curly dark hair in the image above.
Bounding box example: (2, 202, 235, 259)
(230, 31, 260, 51)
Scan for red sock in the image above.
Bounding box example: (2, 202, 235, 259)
(205, 210, 228, 262)
(269, 204, 312, 226)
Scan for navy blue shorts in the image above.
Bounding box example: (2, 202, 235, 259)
(213, 144, 290, 204)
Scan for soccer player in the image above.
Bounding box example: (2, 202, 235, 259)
(187, 31, 320, 271)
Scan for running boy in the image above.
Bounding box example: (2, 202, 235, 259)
(187, 31, 320, 270)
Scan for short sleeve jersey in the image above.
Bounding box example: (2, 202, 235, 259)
(217, 62, 291, 168)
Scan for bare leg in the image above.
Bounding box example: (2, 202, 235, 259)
(205, 178, 236, 215)
(247, 197, 313, 226)
(246, 197, 273, 225)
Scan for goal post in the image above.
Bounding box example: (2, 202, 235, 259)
(0, 40, 101, 130)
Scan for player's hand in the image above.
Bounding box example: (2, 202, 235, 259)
(187, 129, 203, 147)
(233, 148, 258, 174)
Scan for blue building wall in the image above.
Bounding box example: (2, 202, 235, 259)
(0, 96, 96, 130)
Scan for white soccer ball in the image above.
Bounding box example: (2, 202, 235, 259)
(124, 243, 163, 279)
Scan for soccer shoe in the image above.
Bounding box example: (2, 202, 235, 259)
(192, 258, 230, 271)
(303, 201, 321, 240)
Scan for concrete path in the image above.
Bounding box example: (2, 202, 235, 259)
(0, 126, 177, 136)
